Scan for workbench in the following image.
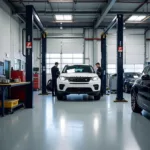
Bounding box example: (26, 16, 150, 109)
(0, 82, 30, 117)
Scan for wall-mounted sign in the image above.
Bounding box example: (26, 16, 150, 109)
(118, 46, 123, 52)
(26, 42, 32, 49)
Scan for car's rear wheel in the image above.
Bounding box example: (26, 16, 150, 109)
(94, 93, 101, 100)
(131, 91, 142, 113)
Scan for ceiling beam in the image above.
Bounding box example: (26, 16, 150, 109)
(3, 0, 16, 13)
(9, 0, 150, 3)
(8, 0, 107, 3)
(17, 10, 99, 15)
(3, 0, 26, 22)
(16, 10, 150, 15)
(94, 0, 116, 28)
(109, 11, 150, 15)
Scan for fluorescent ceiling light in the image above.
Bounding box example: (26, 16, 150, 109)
(136, 16, 146, 21)
(56, 15, 63, 20)
(64, 15, 72, 20)
(55, 14, 72, 21)
(128, 15, 146, 22)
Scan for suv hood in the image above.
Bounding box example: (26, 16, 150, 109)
(60, 73, 98, 78)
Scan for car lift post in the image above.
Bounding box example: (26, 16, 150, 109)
(26, 5, 47, 101)
(41, 32, 48, 95)
(114, 14, 127, 102)
(26, 5, 33, 108)
(101, 34, 107, 95)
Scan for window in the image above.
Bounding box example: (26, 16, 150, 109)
(14, 59, 21, 70)
(107, 64, 116, 74)
(107, 64, 144, 75)
(135, 64, 144, 73)
(124, 64, 143, 73)
(62, 65, 94, 73)
(46, 53, 83, 74)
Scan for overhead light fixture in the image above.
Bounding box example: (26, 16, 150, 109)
(55, 14, 72, 22)
(64, 15, 72, 20)
(127, 15, 146, 22)
(56, 15, 63, 20)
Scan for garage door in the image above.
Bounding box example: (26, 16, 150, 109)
(46, 38, 84, 74)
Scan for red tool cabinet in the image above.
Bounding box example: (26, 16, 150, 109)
(33, 73, 40, 90)
(11, 70, 26, 82)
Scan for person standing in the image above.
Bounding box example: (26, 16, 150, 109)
(51, 62, 60, 96)
(95, 62, 103, 96)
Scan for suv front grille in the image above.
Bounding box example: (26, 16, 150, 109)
(68, 77, 91, 82)
(66, 88, 92, 93)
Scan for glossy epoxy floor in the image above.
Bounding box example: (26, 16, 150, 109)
(0, 93, 150, 150)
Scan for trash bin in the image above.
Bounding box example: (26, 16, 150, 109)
(109, 74, 117, 93)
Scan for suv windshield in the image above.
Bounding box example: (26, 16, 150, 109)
(62, 65, 94, 73)
(124, 73, 140, 78)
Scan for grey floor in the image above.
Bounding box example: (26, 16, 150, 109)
(0, 92, 150, 150)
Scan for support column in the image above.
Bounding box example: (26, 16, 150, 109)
(101, 34, 106, 95)
(115, 14, 127, 102)
(41, 33, 48, 95)
(26, 5, 33, 108)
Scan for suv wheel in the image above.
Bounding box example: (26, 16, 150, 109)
(57, 94, 62, 100)
(94, 93, 101, 100)
(131, 91, 142, 113)
(57, 93, 67, 101)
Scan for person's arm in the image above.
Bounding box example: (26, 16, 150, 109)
(97, 67, 102, 77)
(56, 68, 60, 78)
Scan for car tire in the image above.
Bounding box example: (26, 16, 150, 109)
(131, 91, 142, 113)
(124, 84, 129, 93)
(57, 93, 67, 101)
(57, 94, 62, 100)
(94, 93, 101, 100)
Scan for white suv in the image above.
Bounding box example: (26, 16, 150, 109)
(57, 64, 101, 100)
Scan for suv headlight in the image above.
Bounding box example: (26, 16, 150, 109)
(92, 77, 99, 81)
(60, 76, 67, 81)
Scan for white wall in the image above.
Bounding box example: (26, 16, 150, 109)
(41, 28, 145, 67)
(107, 29, 145, 64)
(0, 2, 24, 67)
(85, 29, 102, 65)
(33, 29, 41, 67)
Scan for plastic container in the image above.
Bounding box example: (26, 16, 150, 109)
(0, 99, 19, 108)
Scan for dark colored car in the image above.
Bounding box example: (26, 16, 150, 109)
(124, 72, 141, 93)
(131, 65, 150, 113)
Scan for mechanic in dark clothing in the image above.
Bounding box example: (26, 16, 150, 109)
(51, 62, 60, 96)
(96, 62, 103, 96)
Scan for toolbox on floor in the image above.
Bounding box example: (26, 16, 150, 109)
(0, 99, 19, 108)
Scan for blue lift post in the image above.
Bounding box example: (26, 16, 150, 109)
(102, 14, 127, 102)
(26, 5, 47, 105)
(26, 5, 34, 108)
(101, 34, 107, 95)
(115, 14, 127, 102)
(41, 33, 48, 95)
